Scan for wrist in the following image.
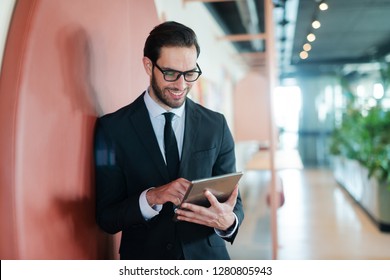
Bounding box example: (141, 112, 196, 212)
(226, 221, 236, 231)
(223, 214, 236, 231)
(146, 188, 156, 207)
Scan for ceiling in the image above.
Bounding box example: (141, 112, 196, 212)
(203, 0, 390, 80)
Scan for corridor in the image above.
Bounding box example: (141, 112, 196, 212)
(228, 168, 390, 260)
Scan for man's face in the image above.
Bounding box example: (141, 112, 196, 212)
(147, 46, 199, 110)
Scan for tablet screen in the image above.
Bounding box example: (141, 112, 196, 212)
(180, 172, 243, 208)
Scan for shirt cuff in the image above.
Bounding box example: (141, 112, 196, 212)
(139, 188, 162, 220)
(214, 213, 238, 238)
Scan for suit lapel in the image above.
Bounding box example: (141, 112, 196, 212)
(180, 99, 201, 176)
(129, 95, 170, 181)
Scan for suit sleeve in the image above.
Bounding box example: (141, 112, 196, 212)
(213, 115, 245, 243)
(94, 119, 146, 234)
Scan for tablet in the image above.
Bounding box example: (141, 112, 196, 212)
(178, 172, 243, 208)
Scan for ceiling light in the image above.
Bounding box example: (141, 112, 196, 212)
(307, 33, 316, 42)
(312, 20, 321, 29)
(303, 43, 312, 51)
(300, 51, 309, 60)
(319, 2, 328, 11)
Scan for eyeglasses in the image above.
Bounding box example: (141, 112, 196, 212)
(153, 62, 202, 82)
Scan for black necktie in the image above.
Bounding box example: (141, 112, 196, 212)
(163, 112, 180, 181)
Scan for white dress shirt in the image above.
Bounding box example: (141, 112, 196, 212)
(139, 89, 185, 218)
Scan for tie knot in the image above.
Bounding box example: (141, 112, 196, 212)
(164, 112, 175, 123)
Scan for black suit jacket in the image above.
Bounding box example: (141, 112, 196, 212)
(94, 92, 244, 260)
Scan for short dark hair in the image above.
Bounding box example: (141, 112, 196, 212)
(143, 21, 201, 63)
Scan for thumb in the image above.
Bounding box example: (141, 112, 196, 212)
(204, 189, 219, 206)
(226, 185, 239, 206)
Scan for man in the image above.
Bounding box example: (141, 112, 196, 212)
(94, 21, 244, 260)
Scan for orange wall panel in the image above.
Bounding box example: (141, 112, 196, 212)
(0, 0, 159, 259)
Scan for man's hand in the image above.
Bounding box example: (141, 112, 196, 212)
(146, 178, 191, 206)
(175, 185, 239, 231)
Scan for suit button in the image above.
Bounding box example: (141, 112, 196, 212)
(166, 243, 173, 250)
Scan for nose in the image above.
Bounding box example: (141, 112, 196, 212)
(173, 74, 187, 90)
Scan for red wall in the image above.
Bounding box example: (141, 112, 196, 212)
(0, 0, 159, 259)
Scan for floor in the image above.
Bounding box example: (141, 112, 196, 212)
(227, 168, 390, 260)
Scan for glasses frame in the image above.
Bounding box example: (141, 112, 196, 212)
(153, 62, 202, 82)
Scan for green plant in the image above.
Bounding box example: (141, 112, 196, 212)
(330, 63, 390, 190)
(363, 107, 390, 183)
(329, 107, 361, 159)
(329, 105, 390, 190)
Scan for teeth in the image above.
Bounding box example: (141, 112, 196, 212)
(169, 90, 182, 96)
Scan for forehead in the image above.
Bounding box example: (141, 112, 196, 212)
(158, 46, 198, 70)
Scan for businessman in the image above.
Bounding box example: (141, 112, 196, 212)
(94, 21, 244, 260)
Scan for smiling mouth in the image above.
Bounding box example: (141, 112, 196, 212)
(168, 89, 185, 97)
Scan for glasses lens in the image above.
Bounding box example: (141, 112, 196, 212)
(162, 70, 179, 81)
(184, 71, 201, 82)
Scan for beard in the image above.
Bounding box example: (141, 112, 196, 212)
(151, 74, 189, 109)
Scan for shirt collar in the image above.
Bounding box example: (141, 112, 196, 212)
(144, 88, 185, 118)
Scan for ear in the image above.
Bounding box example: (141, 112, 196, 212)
(142, 57, 153, 76)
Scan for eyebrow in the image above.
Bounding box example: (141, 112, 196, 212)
(161, 65, 198, 72)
